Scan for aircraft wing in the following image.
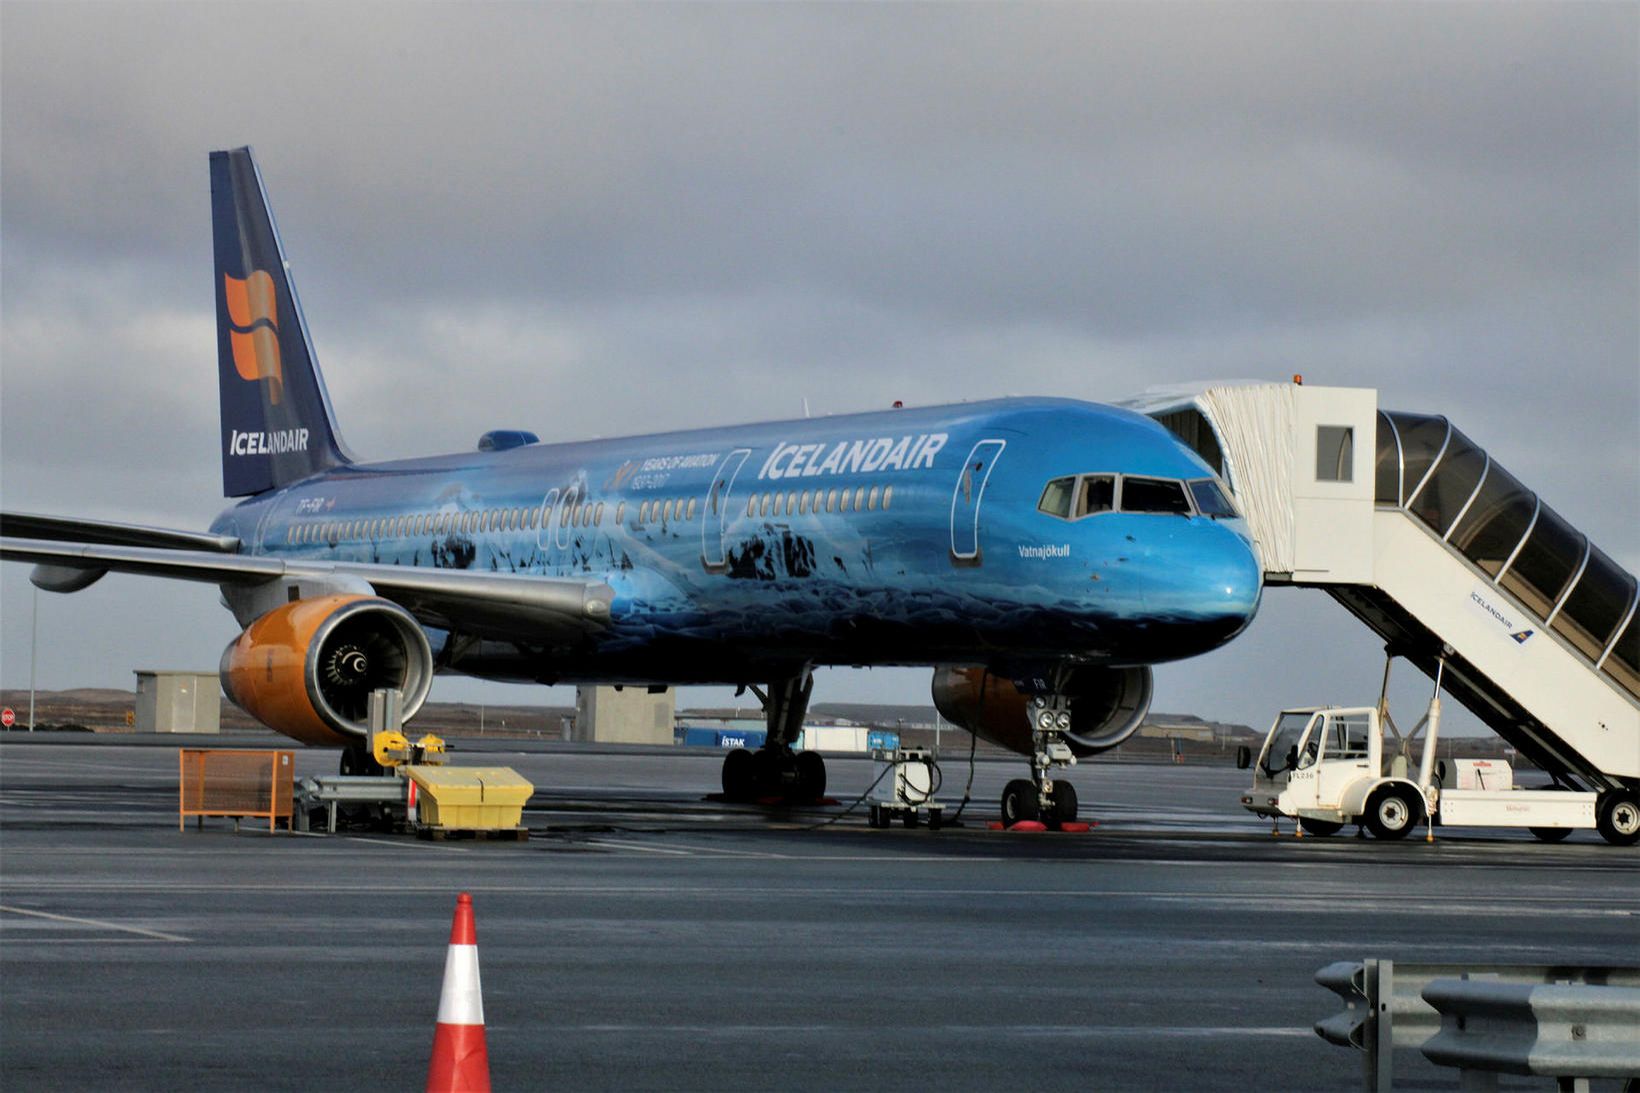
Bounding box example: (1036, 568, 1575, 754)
(0, 511, 241, 552)
(0, 536, 613, 643)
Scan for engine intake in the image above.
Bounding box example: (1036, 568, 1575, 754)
(931, 664, 1153, 757)
(220, 594, 433, 746)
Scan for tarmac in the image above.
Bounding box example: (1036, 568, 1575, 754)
(2, 733, 1636, 1091)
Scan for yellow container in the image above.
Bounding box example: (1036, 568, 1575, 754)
(406, 765, 534, 830)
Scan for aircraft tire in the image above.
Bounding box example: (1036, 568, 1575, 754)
(1050, 780, 1079, 824)
(1001, 779, 1039, 825)
(1595, 790, 1640, 847)
(1364, 786, 1420, 840)
(1298, 817, 1344, 837)
(339, 744, 383, 778)
(722, 748, 756, 801)
(795, 750, 827, 802)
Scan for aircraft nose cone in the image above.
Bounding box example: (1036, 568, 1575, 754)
(1201, 527, 1264, 640)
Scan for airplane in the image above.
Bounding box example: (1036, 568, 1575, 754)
(1, 147, 1263, 825)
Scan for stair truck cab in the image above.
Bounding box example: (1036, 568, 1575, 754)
(1238, 702, 1640, 845)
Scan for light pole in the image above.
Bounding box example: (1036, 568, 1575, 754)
(28, 585, 39, 732)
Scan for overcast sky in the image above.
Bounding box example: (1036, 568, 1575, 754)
(2, 3, 1635, 736)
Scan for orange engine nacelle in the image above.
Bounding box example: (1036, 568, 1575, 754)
(219, 594, 434, 747)
(931, 664, 1152, 757)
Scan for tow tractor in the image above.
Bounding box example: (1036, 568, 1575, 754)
(1237, 660, 1640, 846)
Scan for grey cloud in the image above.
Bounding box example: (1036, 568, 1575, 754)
(1, 2, 1633, 734)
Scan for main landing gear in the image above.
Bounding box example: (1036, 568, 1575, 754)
(721, 668, 828, 805)
(1000, 692, 1080, 828)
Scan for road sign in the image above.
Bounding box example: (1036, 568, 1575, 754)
(1, 708, 15, 728)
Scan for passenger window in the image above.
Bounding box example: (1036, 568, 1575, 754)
(746, 496, 757, 518)
(826, 489, 839, 513)
(799, 492, 810, 515)
(882, 485, 893, 511)
(868, 486, 879, 511)
(839, 490, 852, 513)
(665, 500, 676, 522)
(1078, 476, 1115, 516)
(1038, 477, 1075, 519)
(615, 502, 626, 524)
(1120, 477, 1190, 515)
(760, 494, 772, 517)
(686, 498, 697, 521)
(787, 492, 798, 517)
(854, 487, 866, 511)
(595, 502, 605, 525)
(1316, 426, 1354, 482)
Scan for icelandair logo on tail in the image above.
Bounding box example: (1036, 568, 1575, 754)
(223, 271, 284, 404)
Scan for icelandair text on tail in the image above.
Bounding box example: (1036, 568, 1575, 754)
(228, 428, 309, 456)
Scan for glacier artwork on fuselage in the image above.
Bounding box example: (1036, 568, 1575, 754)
(0, 147, 1262, 824)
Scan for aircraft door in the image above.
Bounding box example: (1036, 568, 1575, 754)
(535, 488, 560, 552)
(702, 448, 752, 571)
(950, 439, 1006, 564)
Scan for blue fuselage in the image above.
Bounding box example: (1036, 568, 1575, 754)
(211, 398, 1262, 685)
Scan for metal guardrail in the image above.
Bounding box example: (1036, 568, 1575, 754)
(1422, 978, 1640, 1090)
(292, 775, 408, 833)
(1315, 959, 1640, 1091)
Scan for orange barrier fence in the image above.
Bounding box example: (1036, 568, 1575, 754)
(178, 749, 294, 831)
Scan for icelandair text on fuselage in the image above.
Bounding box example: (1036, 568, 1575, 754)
(228, 428, 309, 456)
(758, 433, 946, 482)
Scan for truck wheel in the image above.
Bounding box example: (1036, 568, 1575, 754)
(1595, 791, 1640, 847)
(1364, 786, 1420, 840)
(1529, 826, 1573, 843)
(1298, 817, 1343, 837)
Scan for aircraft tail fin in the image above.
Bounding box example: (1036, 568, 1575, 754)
(211, 146, 352, 496)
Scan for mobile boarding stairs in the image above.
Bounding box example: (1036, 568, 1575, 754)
(1126, 382, 1638, 812)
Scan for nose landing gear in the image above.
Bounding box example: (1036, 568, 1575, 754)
(1000, 693, 1081, 827)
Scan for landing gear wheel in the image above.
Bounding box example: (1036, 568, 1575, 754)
(722, 748, 755, 802)
(1364, 786, 1420, 840)
(1596, 790, 1640, 847)
(1298, 817, 1344, 837)
(339, 744, 383, 777)
(1048, 780, 1079, 825)
(749, 748, 783, 799)
(794, 750, 827, 802)
(1529, 825, 1574, 843)
(1001, 779, 1040, 826)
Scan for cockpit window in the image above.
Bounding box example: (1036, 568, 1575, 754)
(1037, 477, 1075, 519)
(1121, 477, 1190, 514)
(1188, 478, 1237, 518)
(1077, 475, 1115, 516)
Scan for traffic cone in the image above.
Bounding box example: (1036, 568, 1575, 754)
(427, 892, 491, 1093)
